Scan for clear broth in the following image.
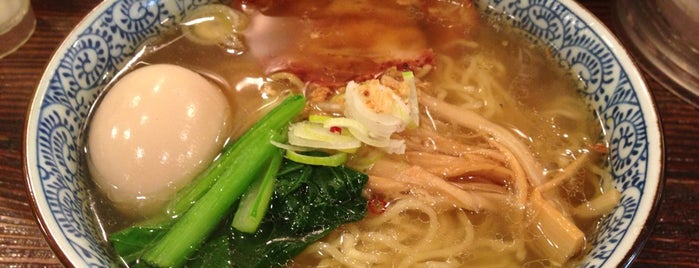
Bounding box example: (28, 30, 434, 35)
(84, 1, 610, 267)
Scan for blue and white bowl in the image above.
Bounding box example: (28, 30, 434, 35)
(24, 0, 664, 267)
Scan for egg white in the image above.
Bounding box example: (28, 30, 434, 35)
(87, 64, 233, 218)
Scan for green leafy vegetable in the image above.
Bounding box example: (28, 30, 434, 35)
(108, 95, 369, 268)
(232, 151, 283, 233)
(140, 95, 306, 268)
(186, 220, 236, 268)
(228, 158, 368, 268)
(109, 160, 368, 267)
(110, 223, 170, 265)
(110, 157, 368, 268)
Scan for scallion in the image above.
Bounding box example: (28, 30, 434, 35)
(285, 150, 348, 167)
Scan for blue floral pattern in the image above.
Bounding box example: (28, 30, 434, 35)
(28, 0, 659, 267)
(481, 1, 654, 267)
(32, 0, 219, 266)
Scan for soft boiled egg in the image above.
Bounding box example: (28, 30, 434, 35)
(87, 64, 233, 218)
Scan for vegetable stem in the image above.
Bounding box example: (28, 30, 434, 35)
(232, 150, 283, 233)
(141, 95, 306, 268)
(166, 143, 235, 217)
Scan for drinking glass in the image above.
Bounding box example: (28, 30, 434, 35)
(0, 0, 36, 58)
(614, 0, 699, 108)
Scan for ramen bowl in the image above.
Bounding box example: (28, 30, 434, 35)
(24, 0, 663, 267)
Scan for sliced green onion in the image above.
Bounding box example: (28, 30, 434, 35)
(347, 149, 385, 171)
(285, 150, 348, 166)
(336, 147, 359, 154)
(288, 121, 361, 150)
(270, 140, 312, 152)
(323, 117, 390, 148)
(388, 89, 411, 125)
(308, 114, 332, 123)
(402, 71, 420, 129)
(322, 117, 367, 134)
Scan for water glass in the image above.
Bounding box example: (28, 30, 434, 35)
(0, 0, 36, 58)
(614, 0, 699, 108)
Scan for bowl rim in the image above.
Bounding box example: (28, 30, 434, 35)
(22, 0, 115, 265)
(562, 0, 666, 267)
(22, 0, 666, 267)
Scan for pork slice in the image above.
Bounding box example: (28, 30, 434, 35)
(241, 0, 435, 87)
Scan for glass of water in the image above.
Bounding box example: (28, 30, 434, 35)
(0, 0, 36, 58)
(614, 0, 699, 108)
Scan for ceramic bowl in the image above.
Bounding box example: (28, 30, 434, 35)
(24, 0, 664, 267)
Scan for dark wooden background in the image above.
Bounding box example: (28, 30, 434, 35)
(1, 0, 697, 267)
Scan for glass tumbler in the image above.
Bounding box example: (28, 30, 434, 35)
(0, 0, 36, 58)
(614, 0, 699, 108)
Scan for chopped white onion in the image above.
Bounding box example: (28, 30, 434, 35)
(323, 117, 391, 148)
(345, 81, 404, 138)
(286, 73, 419, 155)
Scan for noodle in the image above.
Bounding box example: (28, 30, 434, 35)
(419, 93, 545, 186)
(403, 151, 513, 182)
(537, 152, 592, 193)
(291, 18, 612, 266)
(488, 138, 529, 207)
(84, 1, 617, 267)
(282, 5, 618, 267)
(294, 196, 478, 268)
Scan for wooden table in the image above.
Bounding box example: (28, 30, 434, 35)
(1, 0, 697, 267)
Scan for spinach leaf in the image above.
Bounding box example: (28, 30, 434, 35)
(110, 223, 169, 265)
(186, 222, 235, 268)
(228, 159, 368, 268)
(110, 214, 237, 268)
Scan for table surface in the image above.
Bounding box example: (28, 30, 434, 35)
(1, 0, 698, 267)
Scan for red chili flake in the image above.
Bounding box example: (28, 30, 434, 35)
(330, 126, 342, 134)
(588, 143, 609, 154)
(367, 197, 387, 214)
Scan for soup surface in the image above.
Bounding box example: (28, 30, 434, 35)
(85, 1, 619, 267)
